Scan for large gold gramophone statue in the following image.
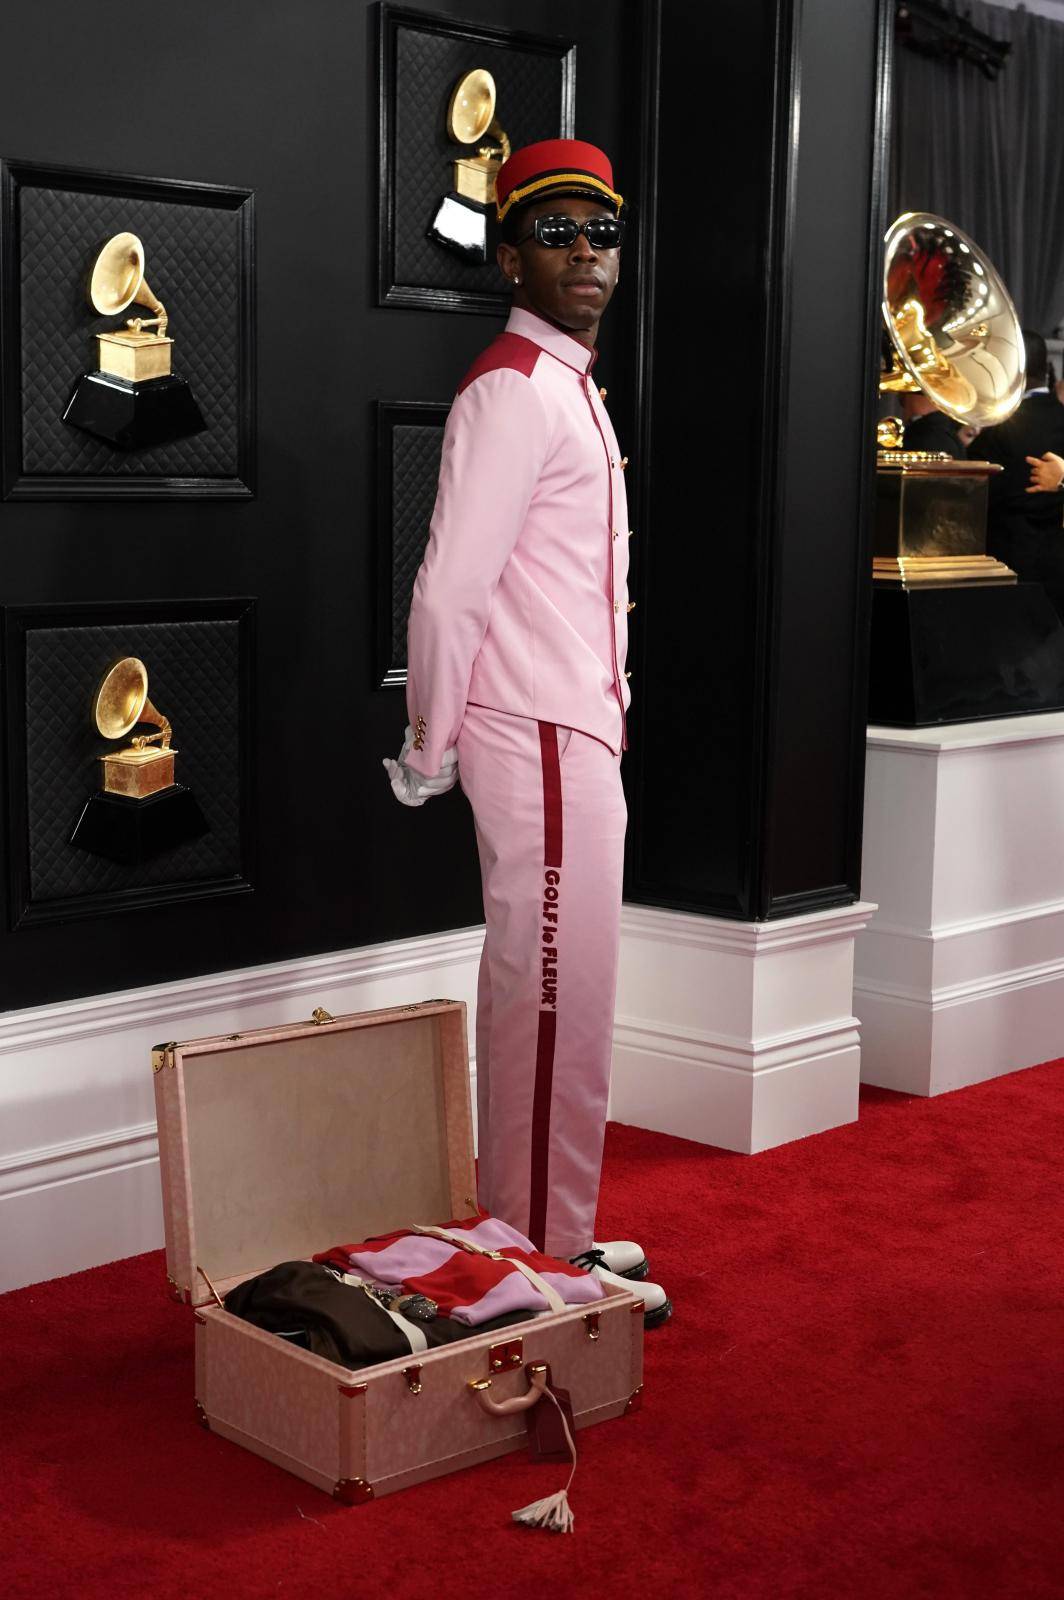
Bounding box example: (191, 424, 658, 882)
(62, 232, 206, 450)
(876, 212, 1024, 587)
(70, 657, 208, 864)
(428, 68, 511, 263)
(869, 212, 1064, 726)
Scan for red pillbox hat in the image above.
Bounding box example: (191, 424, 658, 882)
(495, 139, 623, 223)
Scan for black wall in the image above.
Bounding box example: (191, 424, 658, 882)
(624, 0, 891, 919)
(0, 0, 642, 1009)
(0, 0, 891, 1013)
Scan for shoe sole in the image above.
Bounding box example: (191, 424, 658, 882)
(619, 1258, 651, 1282)
(644, 1297, 673, 1330)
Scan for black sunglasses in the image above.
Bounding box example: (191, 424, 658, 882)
(515, 213, 626, 250)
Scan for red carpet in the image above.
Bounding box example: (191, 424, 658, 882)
(2, 1067, 1063, 1600)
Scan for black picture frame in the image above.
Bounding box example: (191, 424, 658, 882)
(0, 158, 256, 500)
(375, 399, 450, 687)
(2, 597, 256, 928)
(378, 3, 576, 316)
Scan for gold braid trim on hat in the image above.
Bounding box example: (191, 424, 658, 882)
(496, 171, 624, 222)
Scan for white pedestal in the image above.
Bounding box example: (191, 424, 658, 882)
(856, 713, 1064, 1095)
(610, 902, 876, 1153)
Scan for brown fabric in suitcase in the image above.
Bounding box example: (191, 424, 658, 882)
(224, 1259, 533, 1368)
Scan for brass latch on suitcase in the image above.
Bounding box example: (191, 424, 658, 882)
(310, 1007, 335, 1025)
(584, 1311, 601, 1341)
(488, 1336, 523, 1373)
(402, 1364, 423, 1395)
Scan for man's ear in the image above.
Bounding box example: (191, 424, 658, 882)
(497, 240, 519, 282)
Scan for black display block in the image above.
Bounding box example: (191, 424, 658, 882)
(62, 372, 206, 450)
(869, 584, 1064, 727)
(69, 785, 210, 865)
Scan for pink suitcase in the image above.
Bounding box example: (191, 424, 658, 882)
(153, 998, 644, 1506)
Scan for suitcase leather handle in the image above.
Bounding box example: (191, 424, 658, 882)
(468, 1363, 548, 1417)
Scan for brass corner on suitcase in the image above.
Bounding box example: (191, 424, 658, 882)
(151, 1043, 177, 1073)
(337, 1382, 368, 1398)
(195, 1401, 211, 1431)
(625, 1386, 644, 1415)
(166, 1274, 189, 1304)
(333, 1477, 374, 1505)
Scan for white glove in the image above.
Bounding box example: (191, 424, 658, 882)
(382, 726, 459, 808)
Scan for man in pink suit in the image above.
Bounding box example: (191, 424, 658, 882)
(384, 140, 670, 1327)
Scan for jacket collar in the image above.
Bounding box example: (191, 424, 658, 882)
(506, 306, 597, 375)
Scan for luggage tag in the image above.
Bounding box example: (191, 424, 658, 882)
(525, 1364, 575, 1463)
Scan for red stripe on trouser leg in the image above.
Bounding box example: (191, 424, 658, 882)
(529, 722, 563, 1251)
(538, 720, 563, 868)
(457, 706, 625, 1260)
(529, 1011, 557, 1251)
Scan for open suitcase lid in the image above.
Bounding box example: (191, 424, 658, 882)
(152, 1001, 477, 1308)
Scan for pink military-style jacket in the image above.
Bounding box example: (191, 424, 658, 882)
(404, 306, 631, 778)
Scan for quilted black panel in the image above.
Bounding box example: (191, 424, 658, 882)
(18, 183, 244, 478)
(391, 420, 445, 669)
(23, 618, 243, 903)
(390, 19, 573, 298)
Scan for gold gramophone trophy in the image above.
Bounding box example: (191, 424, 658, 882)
(875, 212, 1024, 588)
(870, 212, 1064, 725)
(428, 69, 510, 263)
(62, 232, 206, 449)
(69, 657, 208, 864)
(94, 657, 177, 799)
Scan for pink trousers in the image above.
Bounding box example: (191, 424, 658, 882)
(457, 704, 627, 1260)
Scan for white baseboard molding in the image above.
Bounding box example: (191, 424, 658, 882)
(0, 926, 486, 1294)
(855, 950, 1064, 1096)
(611, 1017, 862, 1154)
(611, 901, 875, 1154)
(0, 924, 487, 1060)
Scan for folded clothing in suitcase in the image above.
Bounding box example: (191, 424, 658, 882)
(224, 1259, 536, 1367)
(314, 1214, 604, 1325)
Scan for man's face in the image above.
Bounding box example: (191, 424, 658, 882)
(497, 195, 621, 334)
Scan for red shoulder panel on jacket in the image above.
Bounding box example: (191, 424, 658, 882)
(456, 333, 542, 397)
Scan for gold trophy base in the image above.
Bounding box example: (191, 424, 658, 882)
(99, 746, 177, 799)
(874, 458, 1013, 590)
(873, 554, 1017, 590)
(454, 156, 496, 206)
(96, 330, 173, 383)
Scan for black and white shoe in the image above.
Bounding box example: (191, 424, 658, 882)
(571, 1250, 673, 1330)
(571, 1240, 651, 1282)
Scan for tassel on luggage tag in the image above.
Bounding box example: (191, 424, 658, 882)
(512, 1369, 578, 1534)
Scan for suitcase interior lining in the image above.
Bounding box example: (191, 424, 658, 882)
(179, 1010, 476, 1295)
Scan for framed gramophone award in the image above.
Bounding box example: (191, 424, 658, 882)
(378, 5, 576, 314)
(0, 159, 255, 499)
(2, 599, 254, 927)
